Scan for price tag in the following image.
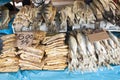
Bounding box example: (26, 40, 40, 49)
(16, 32, 34, 47)
(88, 30, 109, 43)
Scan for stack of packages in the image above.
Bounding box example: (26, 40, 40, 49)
(18, 31, 46, 70)
(0, 34, 19, 72)
(42, 33, 68, 70)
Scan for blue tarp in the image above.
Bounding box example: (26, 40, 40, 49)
(0, 0, 11, 6)
(0, 66, 120, 80)
(0, 18, 14, 34)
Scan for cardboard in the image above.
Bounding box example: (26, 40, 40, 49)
(16, 32, 33, 47)
(88, 30, 109, 43)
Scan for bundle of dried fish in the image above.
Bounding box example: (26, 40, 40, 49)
(91, 0, 120, 25)
(89, 1, 103, 21)
(59, 1, 96, 30)
(13, 5, 38, 32)
(41, 2, 58, 33)
(59, 8, 67, 30)
(17, 31, 46, 70)
(0, 6, 10, 29)
(18, 46, 45, 70)
(59, 5, 74, 30)
(68, 31, 97, 72)
(0, 34, 16, 58)
(73, 1, 96, 25)
(0, 57, 19, 72)
(0, 34, 19, 72)
(42, 33, 68, 70)
(68, 30, 120, 72)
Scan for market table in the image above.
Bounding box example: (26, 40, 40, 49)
(0, 0, 120, 80)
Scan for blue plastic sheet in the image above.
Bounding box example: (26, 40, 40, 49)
(0, 0, 11, 6)
(0, 66, 120, 80)
(0, 18, 13, 34)
(20, 67, 120, 80)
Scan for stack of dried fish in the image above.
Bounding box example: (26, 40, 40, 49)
(59, 0, 120, 30)
(59, 1, 96, 30)
(0, 57, 19, 72)
(0, 34, 19, 72)
(42, 33, 68, 70)
(18, 46, 45, 70)
(89, 0, 120, 25)
(13, 2, 58, 33)
(0, 6, 10, 29)
(13, 5, 38, 32)
(0, 34, 16, 58)
(68, 30, 120, 72)
(18, 31, 46, 70)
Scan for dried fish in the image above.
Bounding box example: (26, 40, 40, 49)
(19, 59, 44, 70)
(13, 5, 38, 32)
(0, 6, 10, 29)
(0, 57, 19, 72)
(43, 33, 68, 70)
(42, 33, 66, 44)
(59, 8, 67, 30)
(68, 29, 120, 72)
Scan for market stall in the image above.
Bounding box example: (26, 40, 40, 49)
(0, 0, 120, 80)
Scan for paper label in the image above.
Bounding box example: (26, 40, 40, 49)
(88, 30, 109, 43)
(16, 32, 34, 47)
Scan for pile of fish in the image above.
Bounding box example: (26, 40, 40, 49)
(68, 30, 120, 72)
(17, 31, 46, 70)
(18, 46, 45, 70)
(89, 0, 120, 26)
(0, 34, 19, 72)
(42, 33, 68, 70)
(13, 5, 38, 32)
(13, 2, 58, 33)
(0, 31, 69, 71)
(13, 0, 120, 32)
(0, 34, 17, 58)
(0, 6, 10, 29)
(60, 0, 120, 29)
